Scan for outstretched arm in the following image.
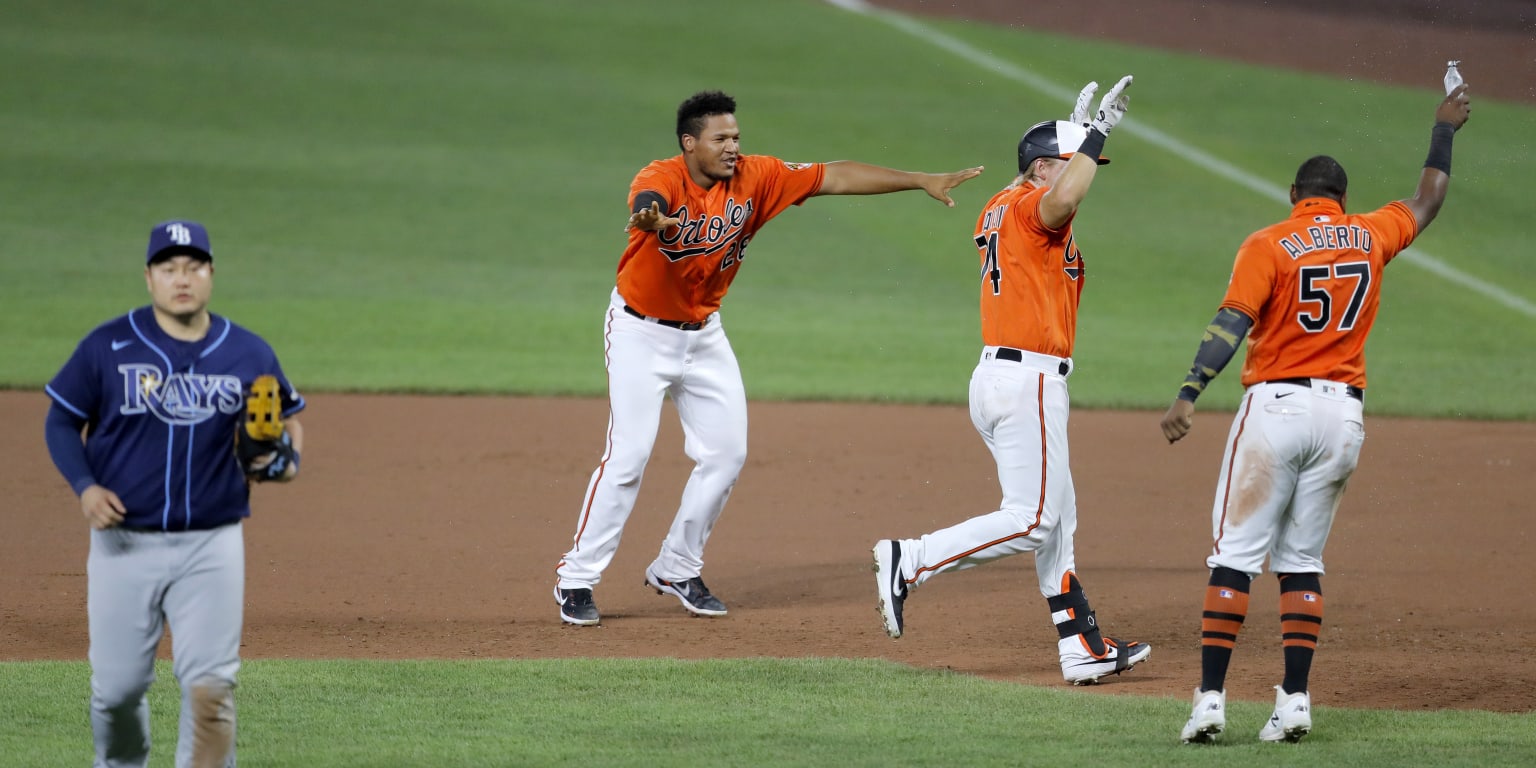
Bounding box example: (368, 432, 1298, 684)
(814, 161, 984, 207)
(1400, 83, 1471, 233)
(626, 195, 680, 233)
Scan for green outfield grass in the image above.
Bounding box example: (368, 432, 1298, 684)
(1, 0, 1531, 416)
(3, 658, 1532, 768)
(3, 1, 1532, 764)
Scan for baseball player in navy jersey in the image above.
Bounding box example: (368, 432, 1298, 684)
(44, 220, 304, 768)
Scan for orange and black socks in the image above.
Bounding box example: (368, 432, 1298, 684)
(1278, 572, 1324, 694)
(1200, 566, 1251, 691)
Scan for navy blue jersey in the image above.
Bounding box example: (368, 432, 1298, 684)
(46, 306, 305, 530)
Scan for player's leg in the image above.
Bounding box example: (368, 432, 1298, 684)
(556, 299, 680, 589)
(1033, 411, 1152, 684)
(647, 317, 744, 614)
(1190, 385, 1306, 741)
(897, 365, 1057, 589)
(164, 524, 244, 768)
(88, 528, 171, 768)
(1181, 564, 1249, 743)
(1199, 393, 1297, 668)
(1205, 389, 1305, 577)
(1261, 396, 1363, 741)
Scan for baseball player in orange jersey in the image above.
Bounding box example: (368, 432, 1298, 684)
(872, 76, 1152, 685)
(1169, 77, 1472, 744)
(554, 90, 983, 625)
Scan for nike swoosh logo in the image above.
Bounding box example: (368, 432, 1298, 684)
(111, 339, 133, 351)
(1275, 391, 1295, 399)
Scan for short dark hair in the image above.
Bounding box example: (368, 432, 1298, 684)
(676, 90, 736, 151)
(1293, 155, 1348, 201)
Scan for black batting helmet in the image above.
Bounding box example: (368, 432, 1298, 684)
(1017, 120, 1111, 174)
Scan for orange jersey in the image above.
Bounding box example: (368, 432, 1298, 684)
(616, 154, 825, 323)
(1221, 198, 1419, 389)
(974, 181, 1086, 357)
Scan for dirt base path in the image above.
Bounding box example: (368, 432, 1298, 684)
(5, 391, 1533, 712)
(6, 2, 1534, 716)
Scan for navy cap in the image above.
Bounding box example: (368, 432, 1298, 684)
(146, 220, 212, 264)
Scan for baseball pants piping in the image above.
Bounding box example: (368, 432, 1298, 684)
(557, 290, 747, 588)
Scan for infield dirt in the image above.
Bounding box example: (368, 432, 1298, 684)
(5, 0, 1534, 715)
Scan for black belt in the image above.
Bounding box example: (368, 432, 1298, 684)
(623, 305, 706, 331)
(995, 347, 1071, 376)
(1271, 377, 1364, 401)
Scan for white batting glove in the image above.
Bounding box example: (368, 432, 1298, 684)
(1070, 81, 1099, 125)
(1090, 75, 1133, 135)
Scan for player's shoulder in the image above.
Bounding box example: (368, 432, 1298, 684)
(1353, 199, 1415, 223)
(636, 155, 684, 173)
(981, 181, 1044, 223)
(633, 155, 687, 183)
(738, 154, 816, 172)
(74, 308, 140, 347)
(995, 179, 1041, 203)
(631, 156, 688, 195)
(209, 314, 278, 356)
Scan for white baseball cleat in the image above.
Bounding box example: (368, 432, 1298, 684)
(1258, 685, 1312, 743)
(1058, 635, 1150, 684)
(1181, 688, 1226, 744)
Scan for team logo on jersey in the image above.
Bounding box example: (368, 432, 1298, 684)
(782, 161, 812, 171)
(656, 196, 756, 268)
(118, 363, 244, 425)
(1063, 235, 1083, 280)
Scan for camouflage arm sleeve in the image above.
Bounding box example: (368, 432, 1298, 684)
(1177, 307, 1254, 403)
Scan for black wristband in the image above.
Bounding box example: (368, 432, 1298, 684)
(1077, 128, 1107, 162)
(1424, 122, 1455, 174)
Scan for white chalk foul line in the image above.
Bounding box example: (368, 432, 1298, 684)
(825, 0, 1536, 318)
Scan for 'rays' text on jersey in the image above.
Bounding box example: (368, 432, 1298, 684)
(657, 197, 755, 264)
(1279, 221, 1374, 260)
(118, 363, 244, 425)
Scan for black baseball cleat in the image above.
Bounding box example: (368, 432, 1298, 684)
(554, 586, 600, 626)
(644, 568, 727, 617)
(872, 539, 907, 638)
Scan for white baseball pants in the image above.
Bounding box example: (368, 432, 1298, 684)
(896, 347, 1078, 599)
(557, 289, 748, 588)
(1205, 379, 1366, 576)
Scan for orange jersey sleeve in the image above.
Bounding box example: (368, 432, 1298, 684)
(1221, 198, 1418, 389)
(616, 154, 825, 322)
(974, 181, 1086, 358)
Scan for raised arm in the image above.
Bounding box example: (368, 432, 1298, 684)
(1039, 150, 1104, 229)
(815, 161, 983, 207)
(1400, 83, 1471, 233)
(1040, 75, 1132, 229)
